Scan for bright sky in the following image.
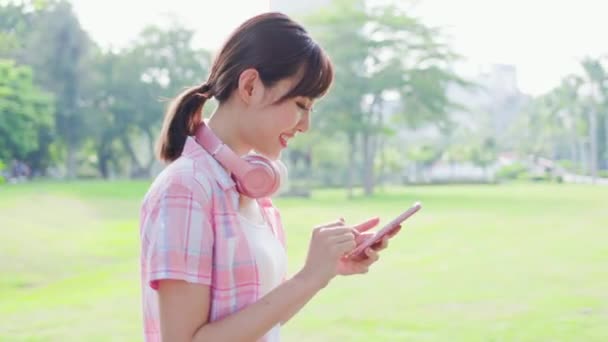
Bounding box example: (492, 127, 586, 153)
(70, 0, 607, 96)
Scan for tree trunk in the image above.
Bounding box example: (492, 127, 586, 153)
(579, 139, 587, 176)
(98, 149, 110, 179)
(604, 115, 608, 170)
(121, 135, 148, 178)
(377, 105, 386, 188)
(361, 132, 374, 196)
(362, 131, 376, 196)
(589, 109, 598, 183)
(361, 97, 383, 196)
(569, 134, 578, 168)
(66, 142, 77, 179)
(346, 133, 357, 199)
(144, 127, 157, 174)
(378, 136, 386, 187)
(305, 146, 313, 195)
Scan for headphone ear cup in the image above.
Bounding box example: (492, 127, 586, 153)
(237, 155, 281, 198)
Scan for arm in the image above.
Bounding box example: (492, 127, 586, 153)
(279, 218, 398, 326)
(157, 219, 361, 342)
(278, 286, 311, 326)
(158, 271, 323, 342)
(150, 179, 373, 342)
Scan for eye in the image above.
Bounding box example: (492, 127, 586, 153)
(296, 102, 312, 113)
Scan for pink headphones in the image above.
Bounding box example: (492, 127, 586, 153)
(194, 122, 286, 198)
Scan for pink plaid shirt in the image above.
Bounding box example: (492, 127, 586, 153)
(139, 136, 287, 342)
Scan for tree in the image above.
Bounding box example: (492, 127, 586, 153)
(509, 56, 608, 181)
(303, 0, 467, 196)
(0, 59, 54, 168)
(470, 137, 497, 180)
(120, 20, 211, 177)
(406, 143, 442, 183)
(15, 1, 92, 178)
(579, 57, 607, 183)
(82, 20, 211, 178)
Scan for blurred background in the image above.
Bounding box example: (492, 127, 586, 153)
(1, 0, 607, 341)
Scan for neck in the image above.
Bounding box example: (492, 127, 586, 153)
(207, 102, 251, 157)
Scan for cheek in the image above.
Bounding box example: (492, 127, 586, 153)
(250, 104, 299, 144)
(273, 104, 300, 128)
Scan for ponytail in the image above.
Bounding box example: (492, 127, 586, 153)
(156, 83, 212, 163)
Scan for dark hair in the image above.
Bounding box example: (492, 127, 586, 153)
(156, 12, 334, 163)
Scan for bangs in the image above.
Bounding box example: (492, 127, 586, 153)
(280, 44, 334, 101)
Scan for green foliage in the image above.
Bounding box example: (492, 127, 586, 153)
(300, 0, 468, 194)
(0, 1, 30, 56)
(3, 0, 604, 185)
(496, 162, 528, 181)
(407, 144, 441, 166)
(83, 20, 211, 177)
(1, 2, 211, 178)
(511, 56, 608, 177)
(304, 0, 466, 134)
(0, 59, 54, 163)
(470, 137, 497, 169)
(0, 159, 5, 184)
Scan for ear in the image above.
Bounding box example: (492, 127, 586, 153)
(237, 68, 265, 106)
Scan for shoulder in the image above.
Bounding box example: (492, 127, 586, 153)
(142, 156, 216, 211)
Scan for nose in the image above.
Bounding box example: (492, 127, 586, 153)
(296, 112, 310, 133)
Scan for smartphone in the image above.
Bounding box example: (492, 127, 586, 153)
(347, 201, 422, 259)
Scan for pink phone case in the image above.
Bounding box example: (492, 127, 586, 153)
(347, 202, 422, 258)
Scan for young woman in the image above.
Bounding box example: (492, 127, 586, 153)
(139, 12, 399, 342)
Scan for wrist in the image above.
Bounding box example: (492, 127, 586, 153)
(294, 268, 329, 292)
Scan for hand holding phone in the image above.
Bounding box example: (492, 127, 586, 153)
(346, 202, 422, 259)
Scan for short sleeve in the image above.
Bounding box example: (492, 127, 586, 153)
(142, 181, 214, 290)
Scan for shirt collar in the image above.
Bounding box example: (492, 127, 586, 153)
(182, 136, 236, 192)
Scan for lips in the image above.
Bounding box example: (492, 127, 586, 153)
(279, 133, 292, 148)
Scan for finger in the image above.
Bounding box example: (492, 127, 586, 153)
(324, 227, 354, 236)
(316, 219, 345, 229)
(352, 217, 380, 233)
(363, 247, 380, 263)
(379, 236, 389, 250)
(355, 250, 378, 268)
(387, 225, 402, 239)
(355, 266, 370, 274)
(355, 232, 373, 245)
(336, 239, 357, 255)
(347, 252, 367, 262)
(371, 236, 388, 251)
(329, 232, 356, 244)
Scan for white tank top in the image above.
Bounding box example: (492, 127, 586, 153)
(237, 213, 288, 342)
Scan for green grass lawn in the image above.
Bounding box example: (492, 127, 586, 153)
(1, 181, 607, 341)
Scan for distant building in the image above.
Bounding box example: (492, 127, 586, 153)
(447, 64, 531, 139)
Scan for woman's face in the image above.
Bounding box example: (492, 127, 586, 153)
(240, 74, 314, 160)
